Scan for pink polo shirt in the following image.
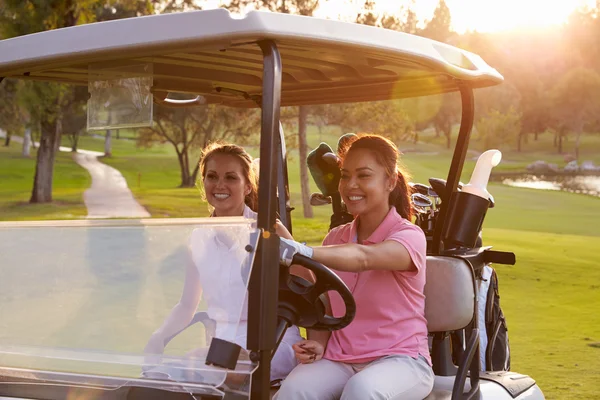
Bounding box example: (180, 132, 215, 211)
(322, 207, 431, 365)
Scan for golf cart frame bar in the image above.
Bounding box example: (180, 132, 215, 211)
(248, 40, 282, 399)
(433, 84, 475, 254)
(248, 41, 478, 399)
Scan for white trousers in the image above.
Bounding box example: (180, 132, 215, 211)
(273, 355, 434, 400)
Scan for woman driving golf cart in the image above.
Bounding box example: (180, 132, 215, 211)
(143, 142, 303, 384)
(275, 134, 434, 400)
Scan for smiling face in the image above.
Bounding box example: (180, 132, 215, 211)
(339, 147, 395, 218)
(202, 153, 251, 217)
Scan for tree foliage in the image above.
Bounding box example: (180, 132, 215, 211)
(475, 107, 522, 151)
(138, 105, 260, 187)
(550, 67, 600, 159)
(0, 79, 24, 145)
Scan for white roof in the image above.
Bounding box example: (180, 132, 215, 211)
(0, 9, 503, 107)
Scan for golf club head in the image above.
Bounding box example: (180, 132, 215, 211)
(411, 182, 430, 196)
(428, 177, 464, 202)
(322, 152, 339, 166)
(310, 193, 332, 206)
(337, 133, 357, 155)
(411, 193, 433, 209)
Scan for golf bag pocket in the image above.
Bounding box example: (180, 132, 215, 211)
(478, 265, 510, 371)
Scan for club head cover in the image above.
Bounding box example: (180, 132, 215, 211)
(307, 142, 341, 197)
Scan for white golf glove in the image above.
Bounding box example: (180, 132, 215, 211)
(279, 237, 313, 266)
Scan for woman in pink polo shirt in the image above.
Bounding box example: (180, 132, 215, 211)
(275, 134, 434, 400)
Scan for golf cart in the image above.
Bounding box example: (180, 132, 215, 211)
(0, 9, 544, 400)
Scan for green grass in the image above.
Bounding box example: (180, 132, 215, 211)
(0, 142, 89, 220)
(484, 229, 600, 399)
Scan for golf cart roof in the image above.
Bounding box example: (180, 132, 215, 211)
(0, 9, 503, 107)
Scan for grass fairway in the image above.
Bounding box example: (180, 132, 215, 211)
(483, 229, 600, 399)
(0, 142, 89, 220)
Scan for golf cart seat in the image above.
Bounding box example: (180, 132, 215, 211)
(423, 256, 477, 400)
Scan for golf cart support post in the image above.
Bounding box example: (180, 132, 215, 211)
(0, 9, 513, 400)
(249, 40, 283, 398)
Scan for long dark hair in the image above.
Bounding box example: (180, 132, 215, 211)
(199, 141, 258, 211)
(338, 133, 414, 220)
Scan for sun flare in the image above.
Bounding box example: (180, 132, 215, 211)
(313, 0, 596, 33)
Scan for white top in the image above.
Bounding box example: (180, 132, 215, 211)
(188, 205, 303, 381)
(0, 9, 503, 107)
(189, 205, 256, 341)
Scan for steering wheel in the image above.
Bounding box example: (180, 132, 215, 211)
(278, 254, 356, 331)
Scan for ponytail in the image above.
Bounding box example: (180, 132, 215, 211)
(389, 170, 414, 221)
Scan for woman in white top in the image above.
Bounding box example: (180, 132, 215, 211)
(144, 142, 303, 384)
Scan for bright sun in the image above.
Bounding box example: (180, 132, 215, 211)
(314, 0, 596, 33)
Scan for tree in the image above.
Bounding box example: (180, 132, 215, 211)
(474, 82, 525, 150)
(355, 0, 378, 27)
(550, 68, 600, 159)
(223, 0, 319, 218)
(0, 0, 197, 202)
(431, 93, 460, 149)
(563, 5, 600, 70)
(417, 0, 459, 146)
(0, 79, 23, 147)
(420, 0, 452, 43)
(22, 82, 70, 203)
(323, 100, 415, 142)
(138, 105, 260, 188)
(474, 107, 522, 151)
(0, 0, 104, 203)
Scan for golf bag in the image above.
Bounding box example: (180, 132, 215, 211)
(478, 264, 510, 371)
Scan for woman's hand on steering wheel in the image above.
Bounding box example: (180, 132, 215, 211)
(279, 237, 313, 266)
(293, 340, 324, 364)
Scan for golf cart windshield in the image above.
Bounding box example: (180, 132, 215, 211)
(0, 218, 259, 397)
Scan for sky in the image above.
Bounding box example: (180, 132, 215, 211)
(203, 0, 597, 33)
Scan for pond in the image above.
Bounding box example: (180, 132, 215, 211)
(492, 174, 600, 197)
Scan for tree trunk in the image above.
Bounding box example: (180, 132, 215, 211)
(534, 131, 539, 141)
(32, 121, 41, 149)
(517, 131, 522, 152)
(30, 117, 60, 203)
(190, 157, 201, 186)
(445, 129, 451, 149)
(575, 128, 582, 161)
(176, 151, 192, 188)
(71, 131, 80, 152)
(104, 129, 112, 157)
(557, 131, 563, 154)
(298, 105, 313, 218)
(22, 127, 32, 157)
(4, 132, 10, 147)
